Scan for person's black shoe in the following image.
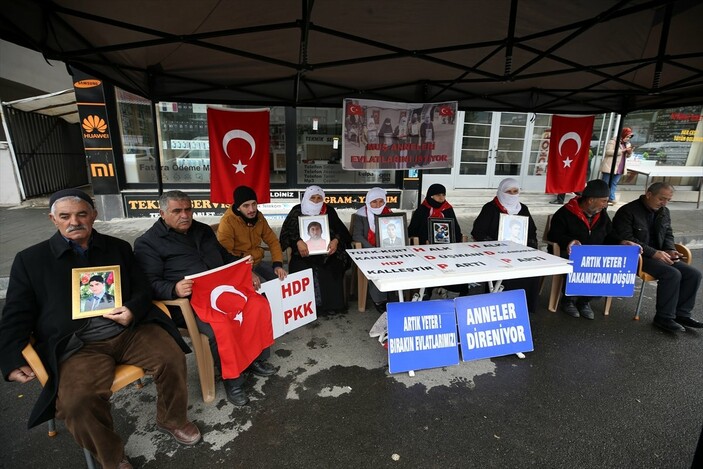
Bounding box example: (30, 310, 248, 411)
(577, 302, 594, 320)
(374, 301, 387, 313)
(248, 360, 277, 377)
(549, 199, 563, 205)
(223, 379, 249, 406)
(674, 316, 703, 329)
(653, 317, 686, 333)
(561, 300, 580, 318)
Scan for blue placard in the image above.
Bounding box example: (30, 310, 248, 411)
(386, 300, 459, 374)
(565, 245, 640, 297)
(455, 290, 533, 362)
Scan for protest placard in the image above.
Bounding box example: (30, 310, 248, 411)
(455, 290, 533, 362)
(387, 300, 459, 374)
(565, 245, 639, 297)
(259, 269, 316, 339)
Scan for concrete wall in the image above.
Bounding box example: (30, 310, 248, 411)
(0, 142, 22, 206)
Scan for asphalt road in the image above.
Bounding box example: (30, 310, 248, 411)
(1, 258, 702, 468)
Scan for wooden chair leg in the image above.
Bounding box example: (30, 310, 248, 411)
(603, 297, 612, 316)
(357, 269, 368, 312)
(548, 275, 563, 312)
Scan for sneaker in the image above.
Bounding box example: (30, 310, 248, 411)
(561, 300, 580, 318)
(577, 302, 595, 320)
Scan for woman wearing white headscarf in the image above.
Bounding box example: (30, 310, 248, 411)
(471, 177, 540, 312)
(351, 187, 397, 312)
(279, 186, 352, 315)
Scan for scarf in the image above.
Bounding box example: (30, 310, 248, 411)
(564, 197, 601, 230)
(496, 178, 522, 215)
(301, 185, 325, 215)
(422, 198, 452, 218)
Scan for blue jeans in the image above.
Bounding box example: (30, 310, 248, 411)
(601, 172, 622, 202)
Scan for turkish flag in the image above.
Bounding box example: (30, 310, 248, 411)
(188, 257, 274, 379)
(546, 115, 595, 194)
(345, 100, 364, 116)
(208, 107, 270, 204)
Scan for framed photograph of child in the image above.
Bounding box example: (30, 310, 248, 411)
(299, 214, 331, 255)
(428, 218, 454, 244)
(72, 265, 122, 319)
(375, 213, 408, 248)
(498, 214, 529, 246)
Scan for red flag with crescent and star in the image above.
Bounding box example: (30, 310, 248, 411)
(187, 257, 274, 379)
(546, 115, 595, 194)
(207, 107, 271, 204)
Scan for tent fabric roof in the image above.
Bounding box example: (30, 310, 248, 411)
(1, 0, 702, 114)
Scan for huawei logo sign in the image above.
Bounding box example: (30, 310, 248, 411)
(83, 115, 108, 133)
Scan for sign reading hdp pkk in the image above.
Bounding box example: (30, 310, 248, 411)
(566, 245, 639, 297)
(259, 269, 316, 339)
(456, 290, 533, 362)
(387, 300, 459, 374)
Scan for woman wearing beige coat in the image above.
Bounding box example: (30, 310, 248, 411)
(600, 127, 634, 205)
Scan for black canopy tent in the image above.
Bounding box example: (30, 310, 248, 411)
(1, 0, 702, 114)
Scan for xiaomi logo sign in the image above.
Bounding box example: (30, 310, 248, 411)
(91, 163, 114, 178)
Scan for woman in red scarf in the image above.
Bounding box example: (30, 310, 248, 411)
(408, 184, 467, 298)
(351, 187, 397, 312)
(408, 184, 463, 245)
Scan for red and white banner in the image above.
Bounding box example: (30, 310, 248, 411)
(341, 98, 457, 171)
(258, 269, 316, 339)
(186, 257, 274, 379)
(207, 107, 270, 204)
(545, 115, 594, 194)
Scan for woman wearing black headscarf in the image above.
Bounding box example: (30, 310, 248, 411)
(408, 183, 463, 245)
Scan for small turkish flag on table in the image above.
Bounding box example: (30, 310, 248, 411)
(546, 115, 595, 194)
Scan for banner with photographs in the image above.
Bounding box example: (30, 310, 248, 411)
(342, 98, 457, 170)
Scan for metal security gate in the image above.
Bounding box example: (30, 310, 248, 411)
(2, 105, 87, 198)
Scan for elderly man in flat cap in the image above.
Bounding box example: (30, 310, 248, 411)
(0, 189, 200, 469)
(548, 179, 640, 319)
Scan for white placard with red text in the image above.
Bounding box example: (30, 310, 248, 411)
(259, 269, 316, 339)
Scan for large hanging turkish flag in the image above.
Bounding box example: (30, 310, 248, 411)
(187, 257, 274, 379)
(545, 115, 595, 194)
(208, 107, 270, 204)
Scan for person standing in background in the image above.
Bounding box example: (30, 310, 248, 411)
(600, 127, 634, 206)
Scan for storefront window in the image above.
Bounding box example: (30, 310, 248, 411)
(115, 89, 157, 183)
(296, 107, 394, 185)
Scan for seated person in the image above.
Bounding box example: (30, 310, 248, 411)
(351, 187, 398, 312)
(279, 185, 352, 316)
(612, 182, 702, 332)
(471, 178, 540, 313)
(217, 185, 287, 281)
(408, 183, 467, 297)
(134, 190, 276, 407)
(547, 179, 639, 320)
(0, 189, 199, 469)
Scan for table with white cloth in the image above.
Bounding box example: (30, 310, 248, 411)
(347, 240, 573, 299)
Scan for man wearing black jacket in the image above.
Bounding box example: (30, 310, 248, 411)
(0, 189, 200, 469)
(548, 179, 639, 319)
(612, 182, 702, 332)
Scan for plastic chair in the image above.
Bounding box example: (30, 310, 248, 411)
(154, 299, 216, 403)
(543, 215, 613, 315)
(21, 342, 146, 469)
(633, 243, 691, 320)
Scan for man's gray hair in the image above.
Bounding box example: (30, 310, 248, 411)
(647, 182, 675, 195)
(50, 196, 95, 216)
(159, 190, 191, 211)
